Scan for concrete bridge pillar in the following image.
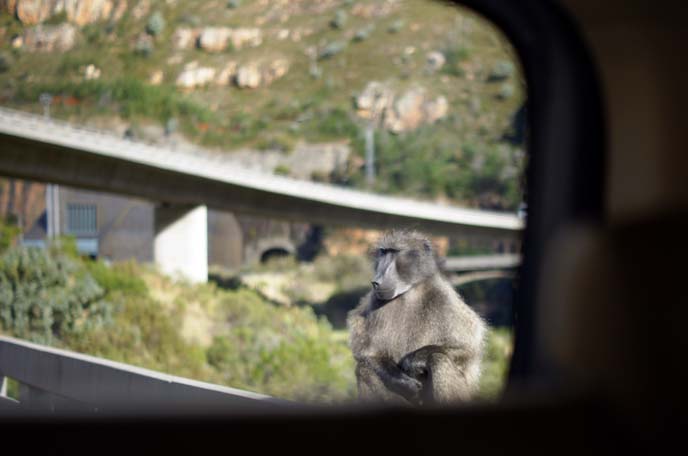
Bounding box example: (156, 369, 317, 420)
(154, 204, 208, 283)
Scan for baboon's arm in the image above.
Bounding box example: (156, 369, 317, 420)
(399, 344, 478, 403)
(356, 356, 423, 402)
(399, 345, 476, 379)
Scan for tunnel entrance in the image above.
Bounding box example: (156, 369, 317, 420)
(260, 247, 292, 264)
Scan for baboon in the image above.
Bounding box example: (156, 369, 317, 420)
(347, 230, 486, 405)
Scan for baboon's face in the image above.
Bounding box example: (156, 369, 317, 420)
(371, 245, 431, 301)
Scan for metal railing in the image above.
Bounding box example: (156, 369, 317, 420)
(0, 335, 287, 415)
(444, 254, 521, 272)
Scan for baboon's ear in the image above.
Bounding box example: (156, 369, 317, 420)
(423, 239, 432, 252)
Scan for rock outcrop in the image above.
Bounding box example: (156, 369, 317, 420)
(214, 61, 238, 86)
(174, 58, 287, 91)
(426, 51, 445, 72)
(21, 23, 77, 52)
(235, 63, 261, 89)
(171, 26, 263, 52)
(2, 0, 128, 26)
(175, 62, 216, 90)
(171, 27, 197, 50)
(235, 59, 289, 89)
(355, 82, 449, 133)
(83, 63, 100, 79)
(228, 142, 351, 181)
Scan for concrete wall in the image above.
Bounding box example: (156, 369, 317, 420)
(11, 180, 324, 273)
(57, 186, 154, 262)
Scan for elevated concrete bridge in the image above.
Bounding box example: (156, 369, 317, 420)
(0, 107, 523, 281)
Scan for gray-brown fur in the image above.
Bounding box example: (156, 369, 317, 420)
(347, 230, 486, 405)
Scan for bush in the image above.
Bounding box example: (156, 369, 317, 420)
(497, 82, 515, 100)
(0, 217, 20, 252)
(488, 60, 515, 82)
(257, 133, 295, 152)
(311, 254, 370, 293)
(346, 126, 523, 211)
(14, 78, 215, 127)
(134, 35, 154, 56)
(0, 52, 13, 73)
(352, 24, 374, 42)
(318, 41, 346, 60)
(146, 12, 166, 36)
(477, 327, 513, 399)
(0, 244, 110, 344)
(273, 164, 291, 176)
(0, 241, 356, 402)
(387, 19, 405, 33)
(330, 10, 347, 29)
(205, 289, 355, 402)
(305, 107, 359, 140)
(441, 45, 470, 77)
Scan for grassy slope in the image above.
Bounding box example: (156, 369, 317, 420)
(0, 238, 511, 403)
(0, 0, 525, 208)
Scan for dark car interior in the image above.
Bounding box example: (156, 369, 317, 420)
(2, 0, 687, 453)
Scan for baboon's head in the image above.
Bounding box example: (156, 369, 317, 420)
(370, 230, 438, 301)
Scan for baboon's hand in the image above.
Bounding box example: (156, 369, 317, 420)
(399, 352, 429, 380)
(394, 373, 423, 404)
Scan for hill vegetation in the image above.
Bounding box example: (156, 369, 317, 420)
(0, 0, 526, 211)
(0, 225, 512, 402)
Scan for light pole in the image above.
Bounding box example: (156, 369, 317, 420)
(40, 92, 59, 239)
(363, 91, 386, 189)
(39, 92, 52, 119)
(364, 121, 375, 187)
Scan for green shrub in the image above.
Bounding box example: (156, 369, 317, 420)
(146, 12, 166, 36)
(273, 164, 291, 176)
(488, 60, 515, 82)
(304, 107, 359, 141)
(497, 82, 515, 100)
(346, 126, 523, 211)
(0, 217, 20, 252)
(330, 10, 347, 29)
(311, 254, 370, 293)
(14, 78, 215, 127)
(0, 244, 110, 344)
(257, 133, 295, 152)
(85, 260, 147, 296)
(0, 52, 13, 73)
(352, 24, 374, 42)
(388, 19, 405, 33)
(63, 290, 208, 379)
(206, 289, 355, 402)
(318, 41, 346, 60)
(134, 35, 154, 56)
(477, 327, 513, 400)
(441, 45, 470, 77)
(0, 240, 356, 402)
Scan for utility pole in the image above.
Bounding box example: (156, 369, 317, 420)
(364, 91, 386, 188)
(39, 92, 52, 119)
(40, 92, 60, 239)
(45, 184, 60, 239)
(364, 121, 375, 187)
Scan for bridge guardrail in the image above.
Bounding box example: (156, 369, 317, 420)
(0, 335, 287, 415)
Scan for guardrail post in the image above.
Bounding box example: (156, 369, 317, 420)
(0, 374, 6, 397)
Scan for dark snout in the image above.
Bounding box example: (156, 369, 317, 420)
(372, 256, 398, 300)
(372, 278, 393, 299)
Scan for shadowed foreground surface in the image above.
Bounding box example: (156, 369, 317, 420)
(0, 393, 663, 455)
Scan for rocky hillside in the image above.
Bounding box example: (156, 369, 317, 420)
(0, 0, 526, 211)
